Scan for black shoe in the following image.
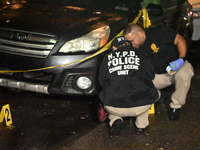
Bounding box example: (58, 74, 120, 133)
(108, 119, 124, 137)
(168, 108, 181, 120)
(135, 126, 148, 134)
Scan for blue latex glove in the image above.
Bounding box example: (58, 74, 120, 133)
(169, 58, 184, 71)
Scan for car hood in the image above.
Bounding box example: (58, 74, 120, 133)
(0, 1, 128, 38)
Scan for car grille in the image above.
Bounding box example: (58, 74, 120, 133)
(0, 28, 57, 58)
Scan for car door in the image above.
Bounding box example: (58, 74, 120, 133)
(142, 0, 180, 28)
(142, 0, 193, 44)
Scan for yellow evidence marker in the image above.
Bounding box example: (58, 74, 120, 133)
(0, 104, 14, 128)
(148, 104, 155, 114)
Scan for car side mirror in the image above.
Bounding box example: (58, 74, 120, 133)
(146, 3, 163, 16)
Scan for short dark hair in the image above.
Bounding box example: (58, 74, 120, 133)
(123, 23, 144, 35)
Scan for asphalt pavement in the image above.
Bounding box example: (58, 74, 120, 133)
(0, 91, 99, 150)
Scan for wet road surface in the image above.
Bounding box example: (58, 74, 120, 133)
(0, 91, 100, 150)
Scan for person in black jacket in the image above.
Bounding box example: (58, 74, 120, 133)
(99, 36, 160, 137)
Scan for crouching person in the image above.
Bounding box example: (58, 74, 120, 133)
(98, 36, 160, 137)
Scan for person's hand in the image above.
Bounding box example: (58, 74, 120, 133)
(169, 58, 184, 71)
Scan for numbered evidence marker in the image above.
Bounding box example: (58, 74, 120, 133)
(0, 104, 14, 128)
(148, 104, 155, 114)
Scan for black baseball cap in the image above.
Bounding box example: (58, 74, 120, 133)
(111, 36, 129, 48)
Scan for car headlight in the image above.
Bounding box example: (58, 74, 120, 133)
(59, 26, 110, 53)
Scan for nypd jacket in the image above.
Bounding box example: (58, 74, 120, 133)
(98, 45, 159, 108)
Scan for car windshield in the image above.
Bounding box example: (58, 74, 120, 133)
(1, 0, 142, 11)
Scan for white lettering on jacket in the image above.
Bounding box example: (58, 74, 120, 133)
(108, 51, 140, 75)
